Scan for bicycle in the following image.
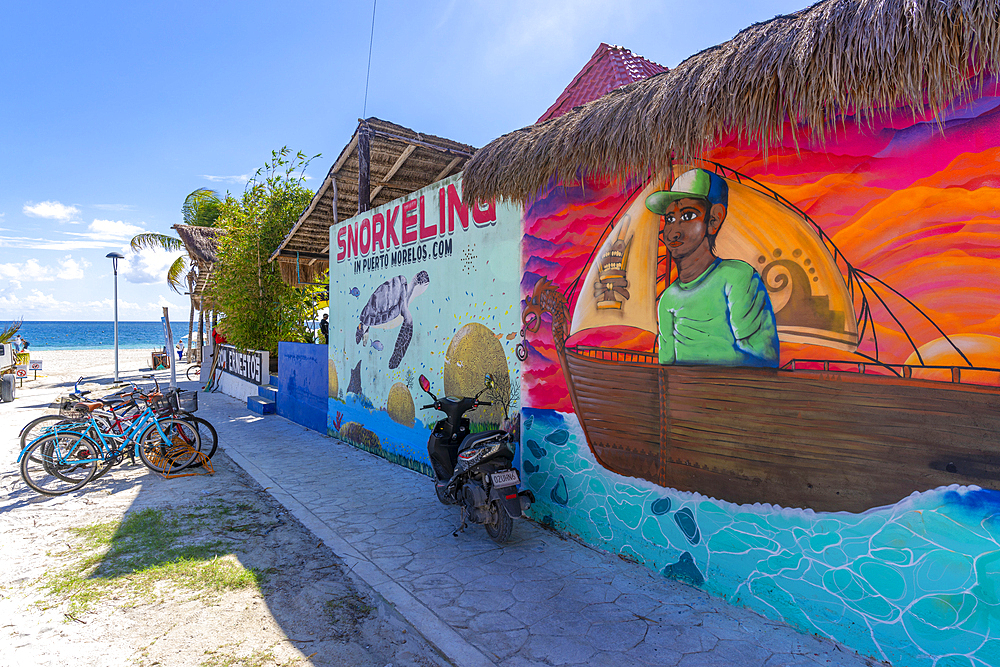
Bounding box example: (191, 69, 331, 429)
(18, 393, 204, 495)
(186, 364, 201, 382)
(18, 377, 126, 452)
(130, 375, 217, 462)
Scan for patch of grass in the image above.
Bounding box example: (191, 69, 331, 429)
(201, 644, 302, 667)
(324, 592, 376, 640)
(41, 505, 266, 615)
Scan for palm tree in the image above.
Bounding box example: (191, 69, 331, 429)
(131, 188, 221, 360)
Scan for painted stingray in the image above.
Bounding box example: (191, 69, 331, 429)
(357, 270, 430, 369)
(346, 360, 362, 395)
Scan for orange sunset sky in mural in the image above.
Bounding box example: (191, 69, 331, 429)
(522, 83, 1000, 409)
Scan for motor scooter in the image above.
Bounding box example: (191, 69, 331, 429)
(419, 373, 533, 543)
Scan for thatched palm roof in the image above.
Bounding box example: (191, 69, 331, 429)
(173, 225, 224, 264)
(271, 117, 476, 286)
(172, 224, 225, 307)
(463, 0, 1000, 205)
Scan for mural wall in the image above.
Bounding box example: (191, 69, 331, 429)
(520, 80, 1000, 665)
(329, 173, 521, 474)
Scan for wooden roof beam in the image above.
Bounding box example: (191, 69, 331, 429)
(435, 156, 463, 181)
(332, 133, 360, 175)
(369, 127, 475, 157)
(370, 143, 416, 202)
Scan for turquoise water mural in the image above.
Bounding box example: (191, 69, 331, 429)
(522, 407, 1000, 666)
(329, 394, 434, 475)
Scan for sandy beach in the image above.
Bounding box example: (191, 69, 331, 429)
(11, 347, 183, 391)
(0, 348, 444, 667)
(0, 346, 198, 463)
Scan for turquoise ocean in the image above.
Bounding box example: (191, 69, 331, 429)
(12, 321, 195, 351)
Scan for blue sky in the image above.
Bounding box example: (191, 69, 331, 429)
(0, 0, 803, 321)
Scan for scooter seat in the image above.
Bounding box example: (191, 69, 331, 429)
(459, 429, 508, 452)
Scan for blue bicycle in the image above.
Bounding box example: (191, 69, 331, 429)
(18, 393, 203, 495)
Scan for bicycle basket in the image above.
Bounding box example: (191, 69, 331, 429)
(152, 391, 179, 415)
(58, 397, 87, 418)
(176, 389, 198, 413)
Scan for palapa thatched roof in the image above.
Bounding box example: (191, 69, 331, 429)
(172, 224, 225, 308)
(271, 117, 476, 286)
(463, 0, 1000, 205)
(173, 224, 224, 264)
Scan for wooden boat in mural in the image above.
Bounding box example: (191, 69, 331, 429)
(527, 164, 1000, 514)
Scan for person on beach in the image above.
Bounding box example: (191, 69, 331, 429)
(645, 168, 779, 367)
(320, 314, 329, 344)
(176, 340, 184, 361)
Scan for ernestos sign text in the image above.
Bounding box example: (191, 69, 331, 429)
(217, 345, 269, 385)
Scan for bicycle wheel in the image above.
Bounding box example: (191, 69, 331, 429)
(41, 423, 109, 483)
(20, 433, 99, 495)
(137, 418, 202, 474)
(180, 416, 217, 468)
(19, 414, 81, 451)
(186, 365, 201, 381)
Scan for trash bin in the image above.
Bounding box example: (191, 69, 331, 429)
(1, 374, 15, 402)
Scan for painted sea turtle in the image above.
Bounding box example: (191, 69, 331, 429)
(356, 270, 430, 369)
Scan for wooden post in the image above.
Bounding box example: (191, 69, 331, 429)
(357, 121, 371, 214)
(163, 307, 177, 389)
(197, 303, 205, 364)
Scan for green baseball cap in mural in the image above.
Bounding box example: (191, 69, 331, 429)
(645, 168, 729, 215)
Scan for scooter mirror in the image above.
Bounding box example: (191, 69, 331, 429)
(484, 373, 494, 387)
(419, 375, 431, 393)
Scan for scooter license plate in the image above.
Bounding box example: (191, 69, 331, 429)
(491, 469, 520, 488)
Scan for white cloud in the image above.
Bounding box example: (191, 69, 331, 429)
(202, 173, 251, 184)
(121, 245, 185, 286)
(23, 201, 81, 221)
(0, 288, 140, 316)
(0, 216, 148, 251)
(0, 234, 126, 250)
(53, 218, 147, 248)
(57, 255, 90, 280)
(87, 219, 144, 239)
(151, 295, 180, 310)
(0, 255, 92, 282)
(0, 258, 56, 281)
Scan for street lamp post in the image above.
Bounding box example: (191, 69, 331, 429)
(106, 252, 125, 384)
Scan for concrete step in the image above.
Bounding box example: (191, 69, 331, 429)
(247, 395, 275, 415)
(258, 384, 278, 401)
(269, 373, 279, 386)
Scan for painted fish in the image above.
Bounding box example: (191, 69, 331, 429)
(372, 340, 384, 351)
(349, 287, 360, 297)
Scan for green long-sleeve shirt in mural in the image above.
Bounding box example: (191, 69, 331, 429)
(657, 258, 779, 367)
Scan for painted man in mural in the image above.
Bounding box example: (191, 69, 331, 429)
(646, 168, 779, 367)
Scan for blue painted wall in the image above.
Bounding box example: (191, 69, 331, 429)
(277, 342, 328, 433)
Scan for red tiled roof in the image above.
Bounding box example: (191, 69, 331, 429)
(538, 43, 668, 123)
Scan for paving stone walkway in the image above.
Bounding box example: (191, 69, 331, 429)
(198, 390, 881, 667)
